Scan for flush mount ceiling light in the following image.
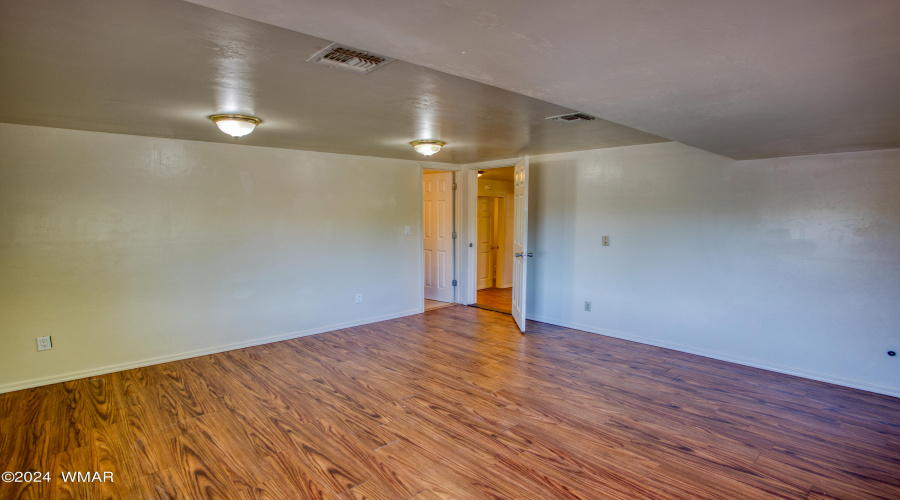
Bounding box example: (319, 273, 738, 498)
(410, 140, 445, 156)
(209, 114, 261, 138)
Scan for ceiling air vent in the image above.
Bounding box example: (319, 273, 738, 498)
(547, 112, 597, 123)
(306, 43, 395, 74)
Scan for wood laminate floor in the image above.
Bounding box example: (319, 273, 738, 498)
(475, 287, 512, 314)
(1, 306, 899, 499)
(423, 299, 453, 312)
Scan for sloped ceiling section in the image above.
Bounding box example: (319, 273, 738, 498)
(186, 0, 900, 160)
(0, 0, 665, 164)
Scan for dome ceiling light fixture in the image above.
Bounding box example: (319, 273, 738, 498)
(410, 139, 445, 156)
(209, 114, 262, 138)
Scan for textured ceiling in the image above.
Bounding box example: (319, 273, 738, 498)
(0, 0, 666, 164)
(186, 0, 900, 160)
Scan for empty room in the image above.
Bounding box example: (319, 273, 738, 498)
(1, 0, 899, 499)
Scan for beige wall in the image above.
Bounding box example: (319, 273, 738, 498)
(526, 142, 900, 397)
(0, 124, 430, 392)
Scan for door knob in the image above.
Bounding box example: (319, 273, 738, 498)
(515, 252, 534, 258)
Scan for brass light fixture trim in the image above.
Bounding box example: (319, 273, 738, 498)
(410, 139, 446, 156)
(209, 114, 262, 138)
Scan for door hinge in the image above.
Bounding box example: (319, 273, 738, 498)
(452, 231, 457, 239)
(452, 280, 458, 286)
(452, 183, 458, 190)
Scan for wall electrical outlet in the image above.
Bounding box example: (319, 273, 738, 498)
(355, 293, 363, 304)
(37, 336, 52, 351)
(584, 301, 592, 312)
(602, 236, 610, 246)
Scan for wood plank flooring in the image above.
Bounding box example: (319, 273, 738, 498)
(423, 299, 453, 312)
(475, 287, 512, 314)
(2, 306, 899, 499)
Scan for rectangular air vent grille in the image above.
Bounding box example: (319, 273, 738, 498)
(547, 112, 597, 123)
(307, 43, 395, 74)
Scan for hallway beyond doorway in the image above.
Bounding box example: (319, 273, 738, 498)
(474, 287, 512, 314)
(424, 299, 454, 311)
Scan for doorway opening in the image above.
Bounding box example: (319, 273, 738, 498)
(423, 169, 456, 311)
(474, 166, 515, 314)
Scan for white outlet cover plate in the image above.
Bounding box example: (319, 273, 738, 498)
(37, 336, 52, 351)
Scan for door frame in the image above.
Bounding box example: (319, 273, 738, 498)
(463, 158, 522, 306)
(420, 164, 463, 309)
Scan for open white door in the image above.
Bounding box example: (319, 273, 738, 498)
(423, 171, 455, 302)
(476, 197, 495, 290)
(511, 156, 529, 332)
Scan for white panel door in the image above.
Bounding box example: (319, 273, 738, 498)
(476, 197, 494, 290)
(511, 157, 529, 332)
(423, 171, 455, 302)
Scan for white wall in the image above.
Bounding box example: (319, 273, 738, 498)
(527, 142, 900, 397)
(0, 124, 431, 392)
(6, 124, 897, 397)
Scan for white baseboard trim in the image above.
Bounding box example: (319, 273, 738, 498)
(526, 313, 900, 399)
(0, 308, 422, 394)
